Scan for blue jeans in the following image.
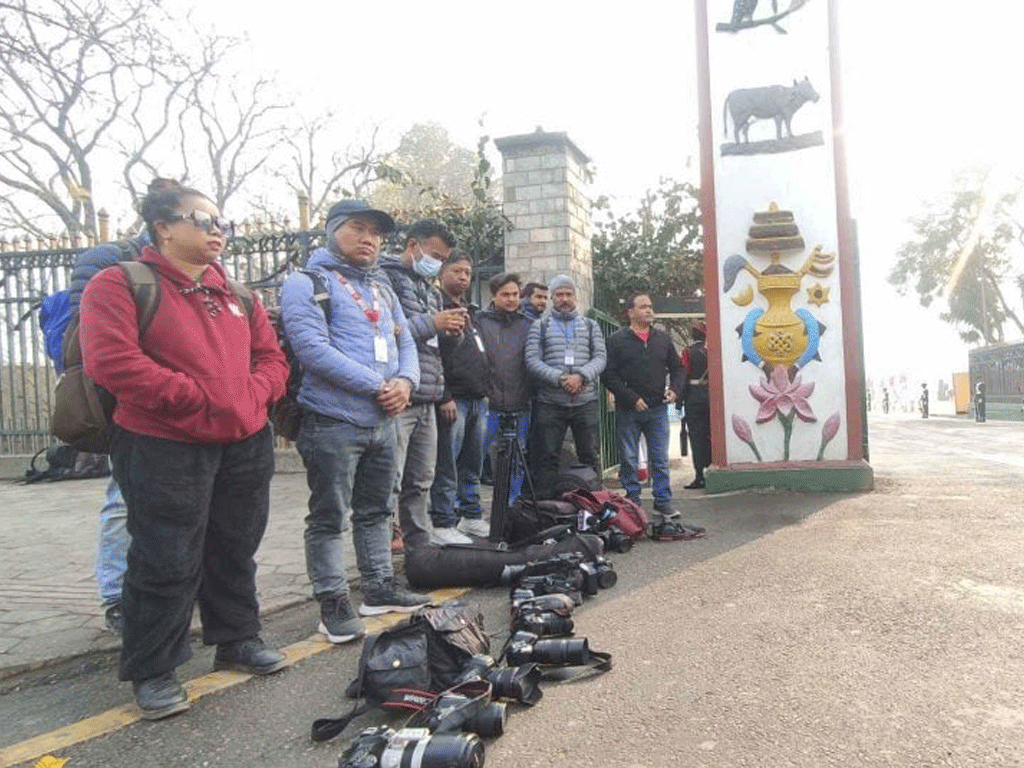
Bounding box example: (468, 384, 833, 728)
(430, 397, 488, 526)
(95, 470, 129, 607)
(616, 404, 672, 507)
(297, 412, 398, 599)
(483, 409, 531, 504)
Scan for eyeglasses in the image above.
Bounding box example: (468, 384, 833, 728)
(168, 210, 234, 236)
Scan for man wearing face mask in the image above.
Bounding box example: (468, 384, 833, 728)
(380, 220, 472, 548)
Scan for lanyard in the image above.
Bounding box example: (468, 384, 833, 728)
(334, 273, 381, 329)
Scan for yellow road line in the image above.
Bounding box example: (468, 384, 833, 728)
(0, 588, 469, 768)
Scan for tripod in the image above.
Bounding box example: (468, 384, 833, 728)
(489, 412, 538, 543)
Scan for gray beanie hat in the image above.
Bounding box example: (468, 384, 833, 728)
(548, 274, 576, 293)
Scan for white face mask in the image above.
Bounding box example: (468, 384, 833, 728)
(413, 247, 443, 278)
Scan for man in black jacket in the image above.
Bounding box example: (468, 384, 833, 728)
(603, 293, 690, 537)
(429, 252, 491, 538)
(477, 273, 534, 504)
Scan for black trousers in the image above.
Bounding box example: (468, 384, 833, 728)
(110, 424, 274, 681)
(530, 400, 600, 498)
(685, 403, 711, 477)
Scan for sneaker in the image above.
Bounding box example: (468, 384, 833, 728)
(430, 526, 473, 546)
(213, 637, 288, 675)
(359, 579, 433, 616)
(317, 594, 365, 644)
(104, 603, 124, 635)
(684, 477, 705, 490)
(133, 672, 190, 720)
(653, 504, 680, 519)
(456, 518, 491, 538)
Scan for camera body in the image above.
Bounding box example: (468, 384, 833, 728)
(507, 552, 616, 603)
(510, 592, 575, 637)
(338, 726, 485, 768)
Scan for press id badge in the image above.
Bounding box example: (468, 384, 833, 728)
(564, 349, 575, 366)
(427, 335, 439, 349)
(374, 335, 389, 363)
(472, 330, 485, 353)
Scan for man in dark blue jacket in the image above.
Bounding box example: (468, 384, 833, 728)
(65, 232, 147, 634)
(380, 220, 472, 547)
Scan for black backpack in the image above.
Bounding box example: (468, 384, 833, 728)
(311, 601, 489, 742)
(268, 269, 330, 441)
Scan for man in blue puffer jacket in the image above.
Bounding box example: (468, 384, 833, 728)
(525, 274, 607, 498)
(281, 200, 431, 644)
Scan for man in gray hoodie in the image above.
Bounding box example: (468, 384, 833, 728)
(281, 200, 430, 644)
(525, 274, 607, 498)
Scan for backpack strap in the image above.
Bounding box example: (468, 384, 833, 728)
(225, 278, 254, 318)
(114, 262, 161, 340)
(298, 269, 331, 318)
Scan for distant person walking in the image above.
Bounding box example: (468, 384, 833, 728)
(975, 382, 986, 422)
(919, 383, 929, 418)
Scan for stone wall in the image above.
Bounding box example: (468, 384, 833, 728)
(494, 130, 594, 309)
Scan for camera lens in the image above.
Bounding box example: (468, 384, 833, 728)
(463, 701, 508, 738)
(380, 731, 485, 768)
(532, 637, 590, 666)
(486, 664, 543, 705)
(596, 568, 617, 589)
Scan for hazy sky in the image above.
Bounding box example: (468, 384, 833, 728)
(199, 0, 1022, 383)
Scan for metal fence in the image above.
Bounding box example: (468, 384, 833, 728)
(0, 226, 511, 456)
(586, 307, 622, 472)
(0, 230, 324, 455)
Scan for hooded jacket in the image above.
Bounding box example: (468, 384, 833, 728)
(79, 246, 288, 443)
(379, 254, 445, 404)
(476, 307, 533, 412)
(280, 248, 419, 428)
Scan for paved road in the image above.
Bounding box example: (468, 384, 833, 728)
(3, 414, 1023, 767)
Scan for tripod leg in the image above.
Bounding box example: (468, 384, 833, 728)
(489, 437, 515, 543)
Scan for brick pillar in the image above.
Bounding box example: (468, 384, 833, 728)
(494, 130, 593, 309)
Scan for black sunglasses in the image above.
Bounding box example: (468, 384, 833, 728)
(168, 210, 234, 236)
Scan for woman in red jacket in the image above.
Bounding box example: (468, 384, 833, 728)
(80, 179, 290, 720)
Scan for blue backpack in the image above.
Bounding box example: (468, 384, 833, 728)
(39, 239, 141, 374)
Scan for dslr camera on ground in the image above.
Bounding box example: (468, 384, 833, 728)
(338, 726, 484, 768)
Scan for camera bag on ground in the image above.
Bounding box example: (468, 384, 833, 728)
(311, 600, 489, 743)
(22, 442, 110, 484)
(560, 489, 649, 539)
(267, 269, 330, 441)
(503, 498, 578, 543)
(404, 529, 604, 590)
(548, 462, 603, 497)
(51, 262, 253, 454)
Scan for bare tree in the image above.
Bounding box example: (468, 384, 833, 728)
(0, 0, 190, 236)
(267, 114, 397, 223)
(0, 0, 294, 238)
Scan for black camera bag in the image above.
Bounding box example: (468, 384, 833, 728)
(504, 499, 578, 544)
(311, 601, 488, 743)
